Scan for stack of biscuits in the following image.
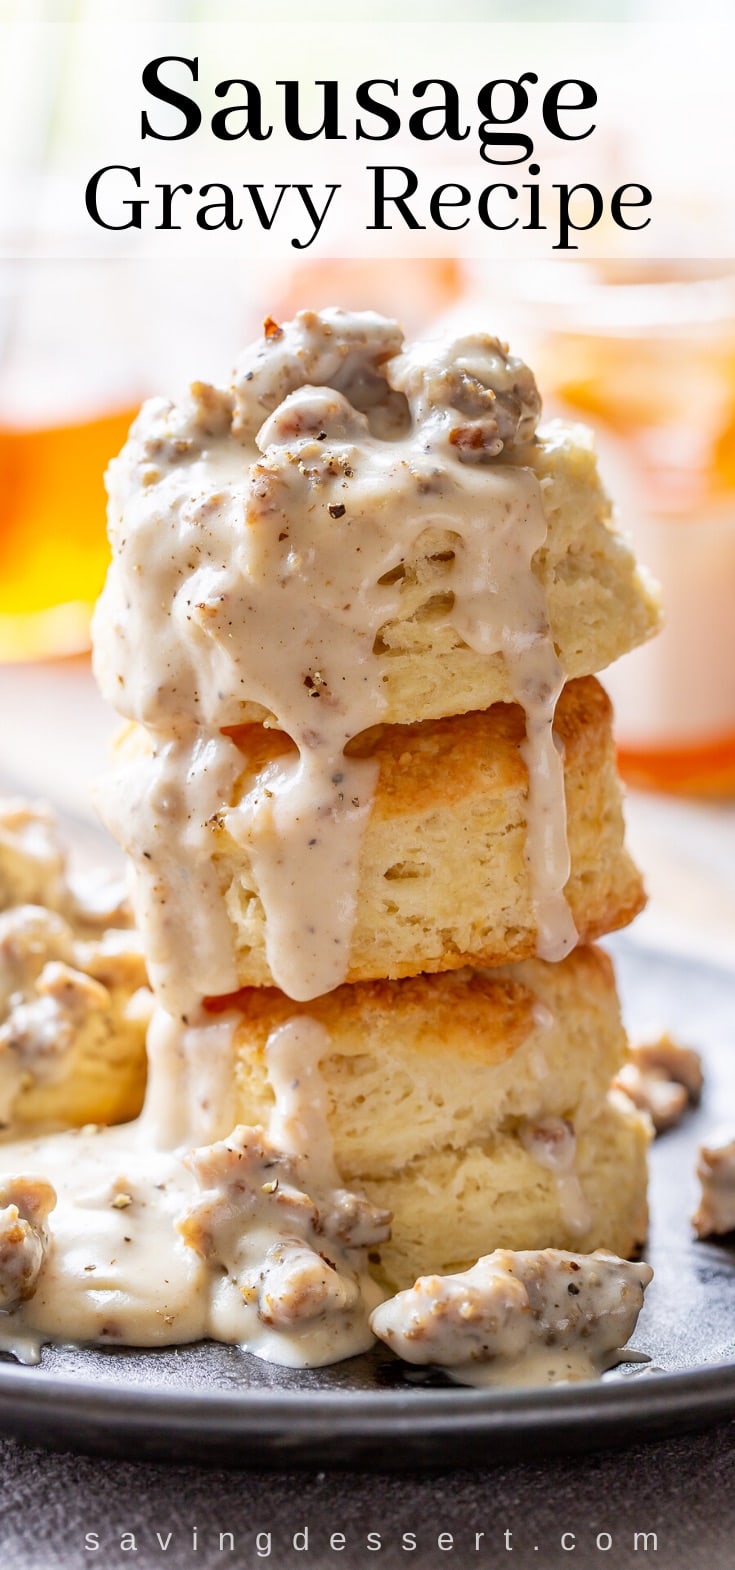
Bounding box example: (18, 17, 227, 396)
(215, 703, 650, 1290)
(197, 398, 660, 1292)
(93, 311, 661, 1296)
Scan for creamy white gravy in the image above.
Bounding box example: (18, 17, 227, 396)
(92, 308, 576, 1011)
(519, 1115, 592, 1237)
(0, 1008, 386, 1367)
(370, 1249, 652, 1387)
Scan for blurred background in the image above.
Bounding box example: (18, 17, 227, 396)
(0, 0, 734, 969)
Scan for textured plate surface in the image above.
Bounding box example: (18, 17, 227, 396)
(0, 936, 734, 1469)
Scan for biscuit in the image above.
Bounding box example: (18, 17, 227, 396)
(0, 911, 150, 1129)
(223, 945, 627, 1180)
(361, 1092, 650, 1289)
(8, 1011, 148, 1129)
(225, 420, 660, 730)
(223, 947, 649, 1288)
(96, 313, 661, 740)
(361, 421, 661, 727)
(214, 678, 644, 987)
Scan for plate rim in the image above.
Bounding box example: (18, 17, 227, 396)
(1, 1352, 734, 1436)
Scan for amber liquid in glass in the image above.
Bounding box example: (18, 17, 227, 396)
(0, 406, 138, 660)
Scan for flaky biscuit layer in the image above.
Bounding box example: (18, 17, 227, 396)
(216, 677, 644, 987)
(221, 946, 648, 1289)
(362, 1092, 650, 1290)
(218, 945, 625, 1177)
